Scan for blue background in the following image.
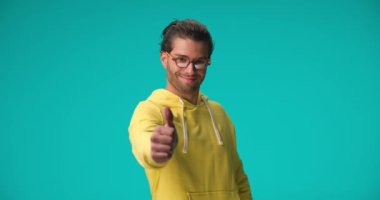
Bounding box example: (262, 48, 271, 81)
(1, 0, 379, 199)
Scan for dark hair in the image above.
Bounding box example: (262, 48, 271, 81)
(160, 19, 214, 58)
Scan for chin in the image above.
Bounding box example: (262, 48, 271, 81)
(185, 85, 200, 93)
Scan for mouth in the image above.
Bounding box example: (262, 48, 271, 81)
(178, 75, 198, 84)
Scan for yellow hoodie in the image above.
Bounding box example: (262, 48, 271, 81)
(129, 89, 252, 200)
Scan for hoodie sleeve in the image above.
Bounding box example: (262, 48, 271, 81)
(128, 101, 166, 169)
(233, 150, 253, 200)
(226, 113, 253, 200)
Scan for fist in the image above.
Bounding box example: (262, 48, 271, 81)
(150, 107, 178, 163)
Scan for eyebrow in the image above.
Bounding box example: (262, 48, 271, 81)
(173, 53, 208, 60)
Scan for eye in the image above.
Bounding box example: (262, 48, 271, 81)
(176, 57, 188, 63)
(194, 59, 208, 65)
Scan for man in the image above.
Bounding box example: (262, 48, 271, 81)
(129, 19, 252, 200)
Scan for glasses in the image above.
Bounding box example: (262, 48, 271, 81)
(166, 52, 210, 70)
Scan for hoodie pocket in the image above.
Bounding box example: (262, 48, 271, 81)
(186, 190, 239, 200)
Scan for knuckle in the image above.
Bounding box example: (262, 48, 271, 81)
(154, 126, 163, 134)
(150, 135, 158, 143)
(168, 127, 175, 134)
(167, 137, 173, 144)
(164, 145, 171, 152)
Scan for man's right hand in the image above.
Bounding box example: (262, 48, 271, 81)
(150, 107, 178, 164)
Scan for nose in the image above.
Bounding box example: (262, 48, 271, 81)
(183, 63, 196, 73)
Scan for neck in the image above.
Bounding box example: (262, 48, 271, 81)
(181, 92, 199, 105)
(166, 86, 199, 105)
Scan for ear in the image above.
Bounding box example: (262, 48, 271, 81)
(160, 51, 168, 69)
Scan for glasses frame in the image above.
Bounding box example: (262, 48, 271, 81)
(166, 52, 210, 70)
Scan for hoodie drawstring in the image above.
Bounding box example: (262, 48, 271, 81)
(179, 99, 189, 153)
(179, 97, 224, 154)
(202, 96, 224, 146)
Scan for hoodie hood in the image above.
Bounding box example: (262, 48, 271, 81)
(147, 89, 223, 153)
(148, 88, 205, 108)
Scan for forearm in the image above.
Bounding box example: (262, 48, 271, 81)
(130, 130, 167, 169)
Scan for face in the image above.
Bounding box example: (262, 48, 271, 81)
(160, 38, 209, 96)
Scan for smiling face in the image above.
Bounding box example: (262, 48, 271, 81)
(160, 37, 210, 101)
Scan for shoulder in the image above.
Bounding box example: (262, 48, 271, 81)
(206, 100, 232, 122)
(207, 99, 228, 113)
(207, 100, 225, 112)
(135, 99, 162, 112)
(130, 99, 164, 124)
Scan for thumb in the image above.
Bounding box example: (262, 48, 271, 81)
(163, 107, 174, 128)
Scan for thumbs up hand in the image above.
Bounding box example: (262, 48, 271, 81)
(151, 107, 178, 164)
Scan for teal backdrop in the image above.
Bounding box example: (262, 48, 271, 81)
(1, 0, 379, 199)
